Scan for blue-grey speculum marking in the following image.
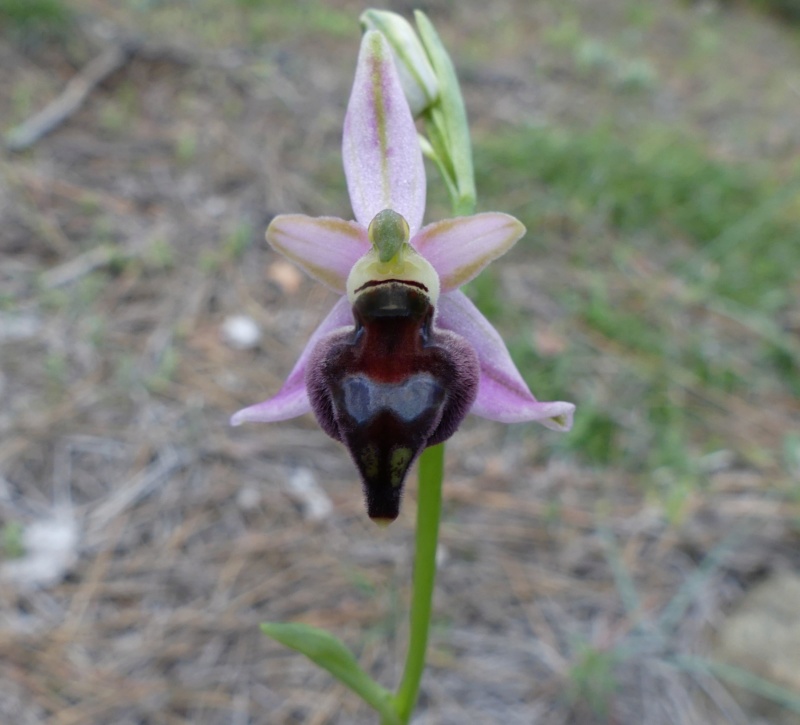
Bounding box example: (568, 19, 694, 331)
(342, 374, 444, 424)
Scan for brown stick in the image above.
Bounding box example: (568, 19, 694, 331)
(5, 43, 132, 152)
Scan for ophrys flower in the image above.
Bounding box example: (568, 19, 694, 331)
(232, 31, 575, 522)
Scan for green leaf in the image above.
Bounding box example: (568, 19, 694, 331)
(261, 622, 401, 724)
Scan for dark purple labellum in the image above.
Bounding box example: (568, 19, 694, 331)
(306, 282, 479, 522)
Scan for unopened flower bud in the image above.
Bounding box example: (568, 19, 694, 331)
(360, 9, 439, 117)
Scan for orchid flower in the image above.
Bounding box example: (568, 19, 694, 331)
(232, 30, 575, 523)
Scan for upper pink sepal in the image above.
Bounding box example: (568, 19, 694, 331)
(266, 214, 369, 294)
(342, 30, 426, 234)
(230, 297, 355, 426)
(412, 213, 526, 291)
(436, 291, 575, 431)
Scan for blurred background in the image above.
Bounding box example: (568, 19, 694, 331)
(1, 0, 799, 723)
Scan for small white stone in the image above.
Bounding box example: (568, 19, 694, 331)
(1, 511, 79, 590)
(221, 315, 262, 350)
(236, 486, 261, 511)
(285, 468, 333, 522)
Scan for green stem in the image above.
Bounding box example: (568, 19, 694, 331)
(391, 442, 445, 723)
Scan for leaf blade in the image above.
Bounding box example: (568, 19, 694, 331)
(261, 622, 401, 724)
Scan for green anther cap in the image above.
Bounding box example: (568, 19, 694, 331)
(368, 208, 409, 263)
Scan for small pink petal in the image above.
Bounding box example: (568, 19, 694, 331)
(267, 215, 369, 293)
(343, 30, 426, 234)
(230, 297, 355, 426)
(436, 291, 575, 431)
(412, 213, 526, 292)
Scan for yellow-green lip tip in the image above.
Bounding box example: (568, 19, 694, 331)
(370, 517, 395, 528)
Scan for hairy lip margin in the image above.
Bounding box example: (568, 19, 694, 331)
(354, 278, 429, 295)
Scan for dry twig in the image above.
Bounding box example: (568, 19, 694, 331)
(5, 44, 133, 152)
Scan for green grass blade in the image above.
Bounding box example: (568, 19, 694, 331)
(671, 655, 800, 715)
